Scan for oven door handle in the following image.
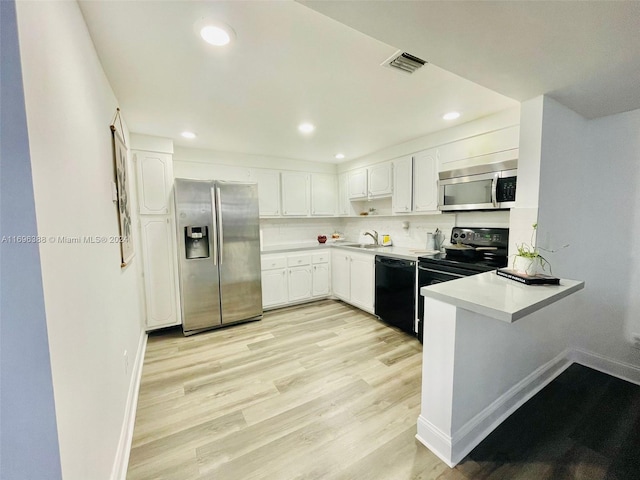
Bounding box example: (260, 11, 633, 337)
(418, 265, 466, 278)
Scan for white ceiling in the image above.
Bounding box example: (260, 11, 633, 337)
(78, 1, 640, 165)
(301, 0, 640, 120)
(77, 1, 518, 163)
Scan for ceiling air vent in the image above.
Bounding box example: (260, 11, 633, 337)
(382, 50, 427, 74)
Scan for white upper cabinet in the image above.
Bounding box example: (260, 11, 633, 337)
(310, 173, 337, 216)
(348, 169, 368, 199)
(413, 149, 439, 212)
(250, 169, 281, 217)
(281, 172, 310, 216)
(438, 125, 520, 172)
(337, 172, 350, 216)
(367, 162, 393, 198)
(392, 156, 413, 213)
(134, 151, 173, 215)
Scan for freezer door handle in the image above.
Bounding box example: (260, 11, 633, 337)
(216, 187, 224, 265)
(210, 188, 218, 266)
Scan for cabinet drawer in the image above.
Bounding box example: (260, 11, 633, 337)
(287, 254, 312, 267)
(261, 256, 287, 270)
(312, 252, 329, 264)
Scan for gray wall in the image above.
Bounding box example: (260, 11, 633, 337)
(0, 0, 62, 477)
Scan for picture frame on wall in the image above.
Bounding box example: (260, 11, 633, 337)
(111, 123, 134, 267)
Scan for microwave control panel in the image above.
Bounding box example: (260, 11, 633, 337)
(496, 176, 517, 202)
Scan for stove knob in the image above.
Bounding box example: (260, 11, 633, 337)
(453, 233, 459, 239)
(460, 233, 466, 239)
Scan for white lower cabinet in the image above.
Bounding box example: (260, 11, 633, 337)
(330, 249, 375, 314)
(347, 252, 375, 313)
(331, 251, 351, 300)
(312, 252, 330, 296)
(140, 215, 181, 329)
(261, 250, 330, 309)
(288, 265, 313, 302)
(261, 258, 288, 308)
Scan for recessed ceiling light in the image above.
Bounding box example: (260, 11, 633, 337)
(181, 131, 197, 139)
(443, 111, 461, 121)
(298, 123, 315, 134)
(335, 153, 345, 160)
(198, 22, 234, 46)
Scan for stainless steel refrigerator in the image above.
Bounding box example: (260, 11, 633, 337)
(174, 179, 263, 335)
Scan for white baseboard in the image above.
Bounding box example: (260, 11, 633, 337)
(418, 348, 574, 467)
(416, 417, 456, 468)
(571, 348, 640, 386)
(417, 346, 640, 468)
(110, 330, 148, 480)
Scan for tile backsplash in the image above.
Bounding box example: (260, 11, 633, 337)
(338, 214, 457, 249)
(260, 210, 511, 250)
(260, 218, 340, 249)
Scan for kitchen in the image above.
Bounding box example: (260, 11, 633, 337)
(3, 1, 640, 480)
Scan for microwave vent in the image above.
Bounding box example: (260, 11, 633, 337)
(382, 51, 427, 74)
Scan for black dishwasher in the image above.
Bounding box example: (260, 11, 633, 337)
(374, 256, 416, 336)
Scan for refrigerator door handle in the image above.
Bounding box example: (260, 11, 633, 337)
(210, 187, 218, 266)
(216, 187, 224, 264)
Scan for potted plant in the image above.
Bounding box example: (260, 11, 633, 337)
(512, 223, 550, 276)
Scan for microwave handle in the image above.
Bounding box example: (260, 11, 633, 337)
(491, 174, 498, 207)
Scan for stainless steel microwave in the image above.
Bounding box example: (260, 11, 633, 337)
(438, 159, 517, 211)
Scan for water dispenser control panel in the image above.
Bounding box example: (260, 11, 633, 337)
(185, 226, 209, 259)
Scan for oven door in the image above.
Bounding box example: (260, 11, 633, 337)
(417, 263, 476, 343)
(418, 264, 466, 322)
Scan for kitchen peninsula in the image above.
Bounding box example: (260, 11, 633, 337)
(417, 272, 585, 467)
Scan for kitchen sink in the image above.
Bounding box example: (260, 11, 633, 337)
(343, 243, 382, 249)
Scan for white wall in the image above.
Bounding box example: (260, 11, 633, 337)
(535, 98, 640, 378)
(338, 107, 520, 172)
(173, 145, 337, 178)
(16, 1, 145, 479)
(0, 1, 62, 477)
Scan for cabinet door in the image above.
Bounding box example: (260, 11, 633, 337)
(281, 172, 310, 216)
(288, 265, 312, 302)
(140, 216, 180, 329)
(413, 149, 439, 212)
(261, 268, 288, 308)
(349, 253, 375, 313)
(135, 151, 173, 215)
(368, 162, 393, 198)
(310, 173, 337, 216)
(337, 172, 350, 216)
(392, 156, 413, 213)
(252, 169, 281, 217)
(348, 169, 367, 199)
(312, 263, 330, 297)
(331, 250, 350, 300)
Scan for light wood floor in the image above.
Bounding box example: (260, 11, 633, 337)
(127, 299, 453, 479)
(127, 299, 640, 479)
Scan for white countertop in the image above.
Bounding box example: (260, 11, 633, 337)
(262, 242, 439, 261)
(420, 271, 585, 323)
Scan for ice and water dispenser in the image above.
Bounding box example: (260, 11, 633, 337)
(184, 226, 209, 259)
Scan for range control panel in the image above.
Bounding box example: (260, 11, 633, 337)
(451, 227, 509, 248)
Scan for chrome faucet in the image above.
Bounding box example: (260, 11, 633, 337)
(364, 230, 379, 245)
